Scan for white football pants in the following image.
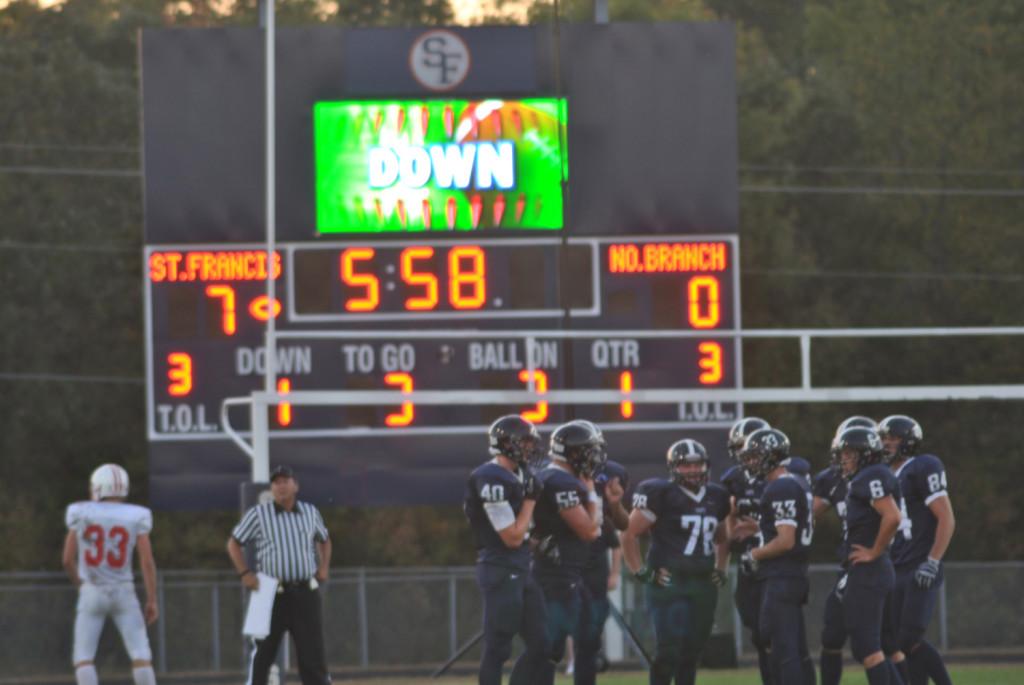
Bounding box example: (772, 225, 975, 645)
(73, 582, 152, 663)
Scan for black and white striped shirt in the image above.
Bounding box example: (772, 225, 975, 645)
(231, 501, 329, 582)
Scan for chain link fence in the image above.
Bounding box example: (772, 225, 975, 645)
(2, 562, 1021, 680)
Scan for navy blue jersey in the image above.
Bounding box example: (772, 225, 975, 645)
(464, 461, 531, 570)
(812, 465, 849, 562)
(721, 464, 766, 552)
(531, 465, 592, 580)
(891, 454, 949, 568)
(757, 474, 814, 578)
(631, 479, 731, 573)
(783, 456, 813, 486)
(844, 464, 900, 552)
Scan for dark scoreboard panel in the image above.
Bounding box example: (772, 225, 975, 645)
(140, 23, 740, 508)
(146, 235, 739, 437)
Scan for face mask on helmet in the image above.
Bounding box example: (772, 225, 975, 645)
(835, 426, 885, 479)
(877, 415, 922, 462)
(550, 422, 604, 478)
(488, 415, 541, 467)
(741, 428, 790, 478)
(667, 439, 710, 491)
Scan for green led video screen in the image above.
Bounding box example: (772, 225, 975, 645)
(314, 98, 567, 233)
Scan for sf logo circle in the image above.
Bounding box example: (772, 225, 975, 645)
(409, 30, 470, 91)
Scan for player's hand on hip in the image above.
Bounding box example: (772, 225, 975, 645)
(241, 571, 260, 591)
(144, 599, 159, 625)
(847, 544, 878, 565)
(655, 568, 673, 587)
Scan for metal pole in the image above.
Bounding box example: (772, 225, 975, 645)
(606, 603, 651, 666)
(263, 0, 277, 398)
(157, 573, 167, 673)
(594, 0, 608, 23)
(212, 582, 221, 670)
(939, 578, 949, 651)
(252, 397, 270, 482)
(800, 335, 812, 389)
(448, 573, 458, 657)
(731, 572, 743, 664)
(358, 568, 370, 668)
(432, 630, 484, 678)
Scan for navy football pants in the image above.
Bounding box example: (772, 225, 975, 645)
(843, 556, 895, 663)
(475, 563, 548, 685)
(647, 574, 718, 685)
(887, 564, 942, 654)
(573, 580, 610, 685)
(759, 576, 813, 685)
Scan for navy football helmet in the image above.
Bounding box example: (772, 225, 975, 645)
(667, 439, 710, 490)
(836, 415, 878, 435)
(550, 421, 605, 478)
(487, 415, 541, 467)
(727, 417, 771, 462)
(741, 428, 791, 478)
(877, 415, 922, 460)
(569, 419, 608, 473)
(835, 426, 885, 477)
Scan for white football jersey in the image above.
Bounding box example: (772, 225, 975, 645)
(65, 501, 153, 585)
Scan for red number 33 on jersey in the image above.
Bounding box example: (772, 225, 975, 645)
(83, 525, 130, 568)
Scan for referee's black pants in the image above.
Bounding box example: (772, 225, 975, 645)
(249, 581, 329, 685)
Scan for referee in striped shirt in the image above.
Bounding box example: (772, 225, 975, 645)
(227, 465, 332, 685)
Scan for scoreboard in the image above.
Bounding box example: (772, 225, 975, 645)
(146, 235, 739, 437)
(140, 23, 740, 508)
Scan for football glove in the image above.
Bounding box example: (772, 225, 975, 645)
(537, 535, 561, 565)
(834, 573, 848, 602)
(711, 568, 728, 588)
(522, 471, 542, 500)
(633, 566, 655, 584)
(914, 558, 941, 589)
(739, 550, 759, 576)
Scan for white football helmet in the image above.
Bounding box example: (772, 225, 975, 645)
(90, 464, 130, 501)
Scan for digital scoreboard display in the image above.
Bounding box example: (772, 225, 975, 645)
(146, 236, 738, 438)
(140, 23, 739, 508)
(314, 99, 568, 233)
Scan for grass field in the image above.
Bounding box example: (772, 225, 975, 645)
(367, 664, 1024, 685)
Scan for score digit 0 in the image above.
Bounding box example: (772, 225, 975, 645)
(687, 276, 721, 329)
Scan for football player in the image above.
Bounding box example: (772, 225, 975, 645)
(880, 415, 955, 685)
(736, 428, 816, 685)
(464, 415, 545, 685)
(62, 464, 159, 685)
(573, 454, 629, 685)
(814, 416, 876, 685)
(622, 439, 731, 685)
(524, 421, 606, 685)
(837, 426, 903, 685)
(721, 416, 774, 684)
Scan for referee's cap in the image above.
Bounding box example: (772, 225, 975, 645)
(270, 465, 295, 482)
